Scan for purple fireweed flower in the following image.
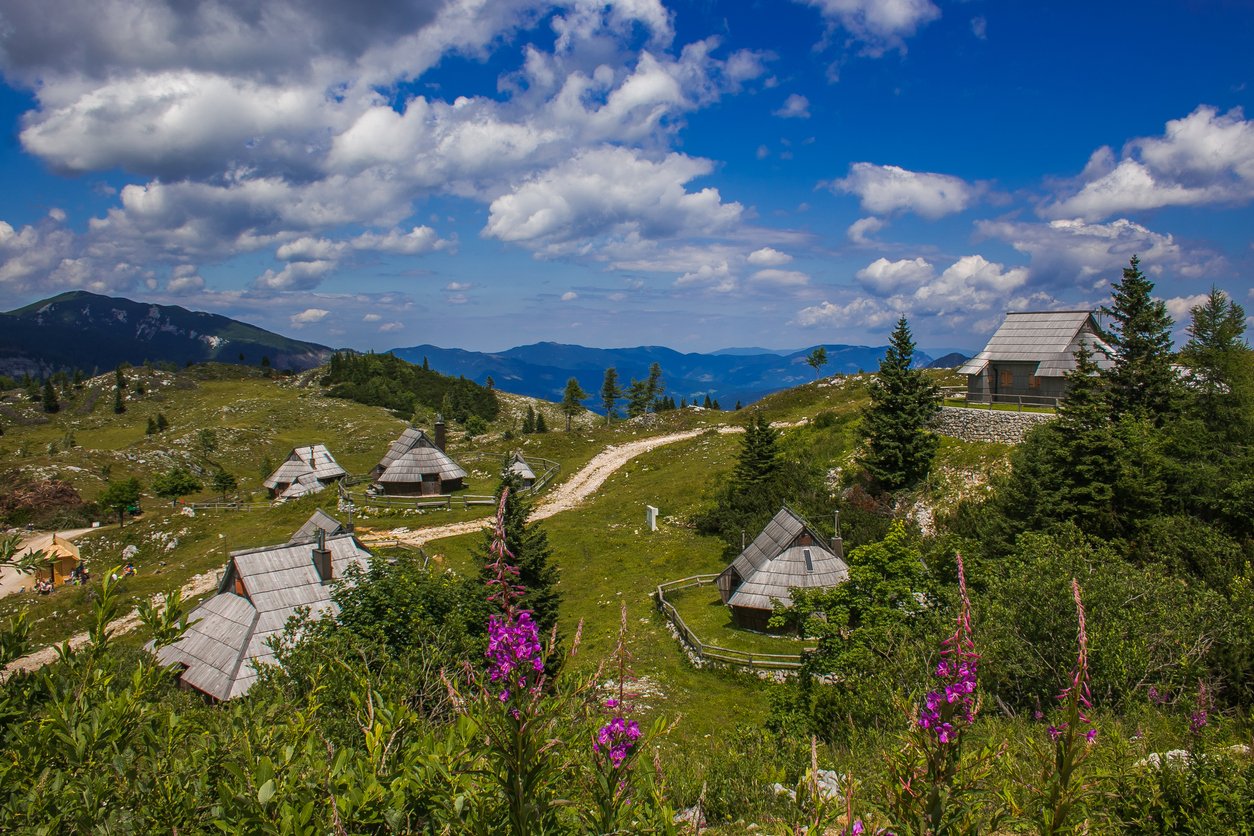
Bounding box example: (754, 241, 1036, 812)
(1048, 725, 1064, 741)
(917, 552, 980, 743)
(1085, 728, 1098, 744)
(850, 821, 864, 836)
(594, 716, 641, 768)
(485, 610, 545, 702)
(1190, 680, 1210, 735)
(1053, 580, 1097, 744)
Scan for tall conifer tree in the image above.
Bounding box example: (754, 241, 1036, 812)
(859, 316, 939, 492)
(1100, 255, 1178, 423)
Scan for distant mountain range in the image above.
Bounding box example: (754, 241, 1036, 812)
(0, 291, 331, 376)
(389, 341, 952, 409)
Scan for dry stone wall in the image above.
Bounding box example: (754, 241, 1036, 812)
(931, 405, 1055, 444)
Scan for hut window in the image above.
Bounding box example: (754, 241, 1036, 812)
(999, 369, 1014, 387)
(803, 548, 813, 572)
(1028, 374, 1041, 389)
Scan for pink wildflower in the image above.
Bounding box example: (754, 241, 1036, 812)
(917, 552, 979, 743)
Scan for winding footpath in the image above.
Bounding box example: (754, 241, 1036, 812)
(4, 426, 724, 677)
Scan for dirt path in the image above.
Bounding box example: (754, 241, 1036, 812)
(7, 423, 764, 676)
(3, 569, 221, 679)
(0, 528, 100, 598)
(359, 427, 716, 549)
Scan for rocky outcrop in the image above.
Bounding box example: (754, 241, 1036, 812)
(931, 405, 1054, 444)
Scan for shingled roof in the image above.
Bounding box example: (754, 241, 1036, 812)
(374, 427, 467, 484)
(262, 444, 348, 491)
(289, 508, 346, 544)
(719, 507, 849, 612)
(507, 451, 536, 482)
(958, 311, 1113, 378)
(152, 532, 370, 701)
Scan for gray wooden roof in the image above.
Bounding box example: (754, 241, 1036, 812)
(374, 427, 467, 484)
(959, 311, 1113, 378)
(290, 509, 346, 543)
(507, 451, 536, 482)
(262, 444, 347, 489)
(277, 472, 326, 500)
(153, 533, 370, 701)
(721, 507, 849, 612)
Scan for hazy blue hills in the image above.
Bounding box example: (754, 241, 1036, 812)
(0, 291, 331, 376)
(389, 341, 938, 409)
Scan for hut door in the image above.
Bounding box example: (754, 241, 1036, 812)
(421, 475, 438, 496)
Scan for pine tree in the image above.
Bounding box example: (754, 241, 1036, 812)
(156, 412, 169, 432)
(211, 468, 238, 501)
(1181, 286, 1251, 439)
(625, 378, 651, 417)
(645, 362, 664, 405)
(600, 368, 621, 423)
(702, 394, 712, 409)
(1100, 255, 1179, 423)
(734, 400, 742, 411)
(41, 380, 59, 414)
(146, 417, 158, 435)
(733, 413, 780, 489)
(113, 386, 126, 414)
(422, 356, 430, 371)
(534, 411, 548, 433)
(474, 474, 561, 637)
(522, 405, 536, 434)
(560, 377, 589, 430)
(859, 316, 940, 492)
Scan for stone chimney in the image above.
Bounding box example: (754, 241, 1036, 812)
(434, 414, 446, 452)
(312, 528, 332, 583)
(830, 510, 844, 561)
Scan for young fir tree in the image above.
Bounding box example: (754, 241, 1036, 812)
(521, 405, 536, 434)
(1181, 286, 1251, 440)
(41, 380, 59, 414)
(145, 417, 158, 435)
(560, 377, 589, 430)
(534, 410, 548, 433)
(600, 367, 620, 424)
(474, 474, 561, 638)
(732, 413, 780, 489)
(156, 412, 169, 432)
(1100, 255, 1179, 423)
(859, 316, 939, 492)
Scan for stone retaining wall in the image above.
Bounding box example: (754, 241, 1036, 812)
(931, 405, 1055, 444)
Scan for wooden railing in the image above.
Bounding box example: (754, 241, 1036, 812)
(654, 575, 815, 671)
(184, 500, 270, 512)
(940, 386, 1060, 411)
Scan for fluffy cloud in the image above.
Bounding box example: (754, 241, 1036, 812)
(832, 163, 975, 219)
(800, 0, 940, 54)
(846, 216, 886, 244)
(561, 291, 578, 301)
(774, 94, 810, 119)
(793, 296, 897, 328)
(674, 261, 736, 293)
(255, 260, 337, 291)
(747, 247, 793, 266)
(484, 147, 742, 253)
(166, 265, 205, 294)
(856, 257, 934, 293)
(1043, 106, 1254, 220)
(1164, 293, 1211, 322)
(976, 217, 1220, 288)
(290, 307, 330, 326)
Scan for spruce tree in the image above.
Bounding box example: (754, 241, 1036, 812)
(1181, 286, 1251, 439)
(522, 405, 536, 434)
(113, 386, 126, 414)
(534, 411, 548, 433)
(1100, 255, 1179, 423)
(560, 377, 589, 430)
(156, 412, 169, 432)
(859, 316, 939, 492)
(732, 413, 780, 489)
(474, 474, 561, 638)
(41, 380, 59, 413)
(600, 367, 620, 423)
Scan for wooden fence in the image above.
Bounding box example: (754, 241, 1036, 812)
(654, 575, 814, 671)
(939, 386, 1060, 411)
(184, 500, 271, 512)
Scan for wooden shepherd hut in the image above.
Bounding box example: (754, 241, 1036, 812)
(32, 534, 82, 587)
(959, 311, 1113, 405)
(262, 444, 348, 500)
(716, 507, 849, 632)
(152, 514, 369, 701)
(506, 451, 536, 488)
(371, 425, 466, 496)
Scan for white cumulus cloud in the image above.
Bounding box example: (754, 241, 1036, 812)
(747, 247, 793, 266)
(290, 307, 330, 326)
(774, 94, 810, 118)
(800, 0, 940, 54)
(833, 162, 975, 219)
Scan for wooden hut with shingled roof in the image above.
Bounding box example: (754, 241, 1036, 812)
(152, 512, 369, 701)
(716, 506, 849, 632)
(506, 451, 536, 488)
(262, 444, 348, 500)
(959, 311, 1113, 404)
(371, 424, 466, 496)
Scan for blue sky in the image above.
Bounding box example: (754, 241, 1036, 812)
(1, 0, 1251, 353)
